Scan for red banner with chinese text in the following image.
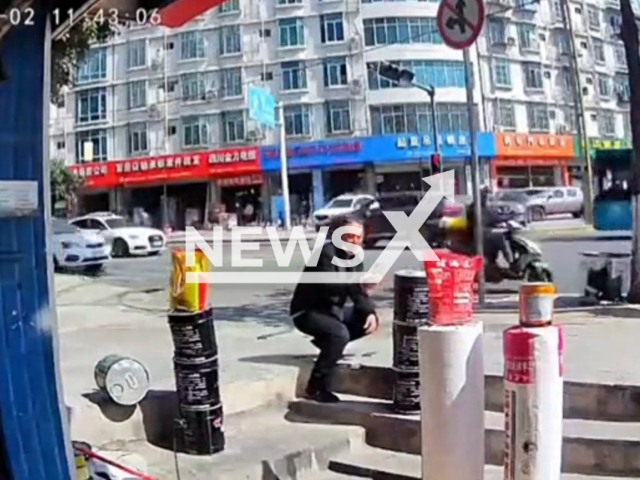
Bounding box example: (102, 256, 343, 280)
(69, 147, 261, 190)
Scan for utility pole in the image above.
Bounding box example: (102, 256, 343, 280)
(558, 0, 594, 224)
(278, 102, 292, 230)
(618, 0, 640, 302)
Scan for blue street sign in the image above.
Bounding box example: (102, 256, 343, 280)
(248, 86, 276, 128)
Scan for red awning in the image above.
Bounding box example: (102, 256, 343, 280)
(160, 0, 228, 27)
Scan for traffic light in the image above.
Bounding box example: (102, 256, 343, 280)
(430, 153, 442, 174)
(377, 63, 415, 86)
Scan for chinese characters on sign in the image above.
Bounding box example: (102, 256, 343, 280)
(396, 134, 469, 150)
(502, 134, 567, 149)
(69, 148, 261, 188)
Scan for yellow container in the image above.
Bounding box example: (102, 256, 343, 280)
(519, 282, 557, 326)
(73, 441, 91, 480)
(170, 249, 211, 312)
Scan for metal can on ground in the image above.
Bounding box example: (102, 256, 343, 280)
(168, 308, 217, 357)
(176, 403, 225, 455)
(94, 355, 150, 406)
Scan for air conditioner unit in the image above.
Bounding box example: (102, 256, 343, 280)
(205, 89, 219, 100)
(348, 35, 360, 50)
(349, 79, 362, 95)
(557, 123, 568, 133)
(247, 128, 263, 141)
(148, 104, 160, 118)
(507, 37, 516, 46)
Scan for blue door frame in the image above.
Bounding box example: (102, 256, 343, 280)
(0, 10, 73, 480)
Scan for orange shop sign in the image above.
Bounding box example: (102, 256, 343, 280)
(69, 147, 261, 189)
(495, 134, 575, 159)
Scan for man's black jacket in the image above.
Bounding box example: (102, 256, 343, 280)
(290, 242, 376, 321)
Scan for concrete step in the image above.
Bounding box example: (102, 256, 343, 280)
(94, 405, 363, 480)
(289, 396, 640, 477)
(328, 445, 623, 480)
(332, 363, 640, 422)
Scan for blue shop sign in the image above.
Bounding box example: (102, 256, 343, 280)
(260, 133, 496, 171)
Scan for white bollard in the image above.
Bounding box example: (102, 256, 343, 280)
(418, 322, 485, 480)
(503, 283, 563, 480)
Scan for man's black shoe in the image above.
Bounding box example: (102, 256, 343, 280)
(304, 386, 341, 403)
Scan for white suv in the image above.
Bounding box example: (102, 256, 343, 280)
(70, 212, 166, 257)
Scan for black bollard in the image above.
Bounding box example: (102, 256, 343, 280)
(169, 307, 225, 455)
(392, 270, 429, 414)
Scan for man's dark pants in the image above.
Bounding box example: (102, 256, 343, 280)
(293, 307, 368, 388)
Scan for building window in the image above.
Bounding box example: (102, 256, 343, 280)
(598, 75, 612, 98)
(278, 0, 302, 4)
(220, 25, 242, 55)
(526, 103, 550, 131)
(76, 129, 108, 163)
(615, 74, 630, 99)
(561, 107, 576, 132)
(127, 40, 147, 69)
(220, 68, 242, 98)
(367, 60, 465, 89)
(488, 19, 506, 45)
(219, 0, 239, 13)
(370, 103, 470, 135)
(320, 13, 345, 44)
(492, 58, 511, 88)
(76, 88, 107, 123)
(222, 111, 245, 143)
(281, 61, 307, 91)
(623, 113, 631, 139)
(76, 48, 107, 84)
(522, 63, 544, 89)
(127, 80, 147, 109)
(587, 6, 601, 31)
(599, 111, 616, 136)
(363, 17, 442, 46)
(284, 104, 311, 137)
(556, 32, 570, 56)
(614, 45, 626, 67)
(518, 24, 538, 51)
(559, 68, 573, 92)
(592, 39, 605, 63)
(493, 101, 516, 129)
(181, 73, 206, 101)
(323, 57, 348, 87)
(279, 18, 305, 47)
(128, 123, 149, 155)
(325, 100, 351, 134)
(182, 115, 211, 147)
(180, 31, 205, 60)
(363, 0, 439, 2)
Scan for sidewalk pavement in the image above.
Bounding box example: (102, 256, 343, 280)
(53, 274, 640, 445)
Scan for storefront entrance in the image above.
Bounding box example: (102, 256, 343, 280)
(324, 167, 366, 199)
(496, 166, 556, 189)
(79, 192, 109, 214)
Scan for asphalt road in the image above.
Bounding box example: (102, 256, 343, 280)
(71, 230, 632, 303)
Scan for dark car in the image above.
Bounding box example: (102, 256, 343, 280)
(360, 191, 463, 248)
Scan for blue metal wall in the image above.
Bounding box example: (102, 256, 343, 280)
(0, 9, 72, 480)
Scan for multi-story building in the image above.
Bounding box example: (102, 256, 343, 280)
(477, 0, 630, 187)
(49, 0, 631, 227)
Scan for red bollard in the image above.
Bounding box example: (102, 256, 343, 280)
(503, 283, 563, 480)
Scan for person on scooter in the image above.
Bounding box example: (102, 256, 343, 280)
(473, 186, 515, 267)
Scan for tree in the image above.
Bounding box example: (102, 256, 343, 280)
(619, 0, 640, 302)
(50, 159, 82, 216)
(50, 20, 117, 105)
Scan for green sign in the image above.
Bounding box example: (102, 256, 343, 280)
(574, 137, 631, 158)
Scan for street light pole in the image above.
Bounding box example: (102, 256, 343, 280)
(463, 47, 485, 305)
